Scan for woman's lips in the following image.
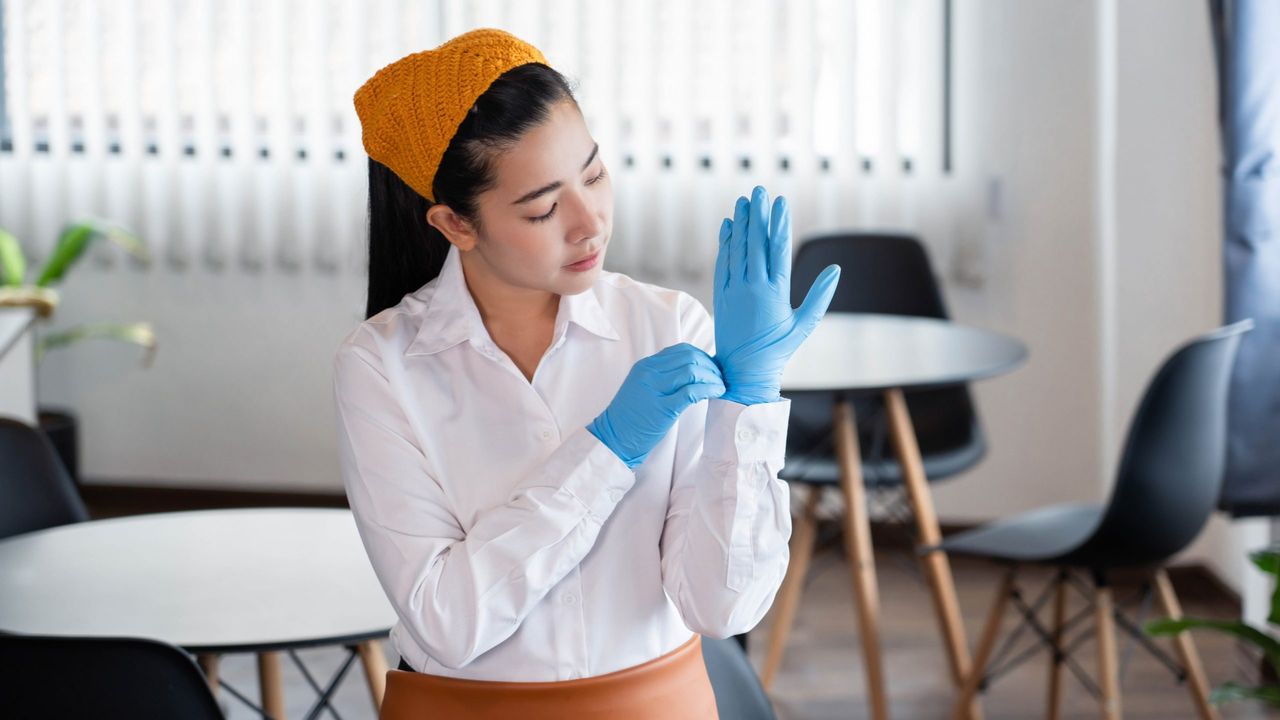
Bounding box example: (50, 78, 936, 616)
(565, 250, 600, 272)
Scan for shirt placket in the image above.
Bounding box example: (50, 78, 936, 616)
(553, 565, 589, 679)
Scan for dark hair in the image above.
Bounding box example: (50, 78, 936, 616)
(364, 63, 576, 319)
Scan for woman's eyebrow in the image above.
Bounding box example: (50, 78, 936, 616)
(511, 143, 601, 205)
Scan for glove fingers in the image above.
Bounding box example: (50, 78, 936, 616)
(646, 342, 711, 372)
(768, 195, 791, 286)
(730, 196, 750, 282)
(714, 218, 732, 292)
(746, 186, 770, 284)
(661, 380, 726, 412)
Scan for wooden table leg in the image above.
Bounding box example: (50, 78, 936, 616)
(883, 388, 979, 720)
(833, 398, 891, 720)
(196, 653, 220, 695)
(952, 567, 1015, 720)
(257, 651, 286, 719)
(761, 485, 823, 690)
(357, 639, 389, 709)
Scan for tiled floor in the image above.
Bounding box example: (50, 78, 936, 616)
(209, 544, 1273, 719)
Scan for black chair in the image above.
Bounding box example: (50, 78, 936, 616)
(760, 233, 986, 687)
(938, 320, 1251, 720)
(702, 636, 776, 720)
(0, 634, 223, 719)
(0, 416, 89, 539)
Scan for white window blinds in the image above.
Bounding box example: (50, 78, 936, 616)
(0, 0, 952, 287)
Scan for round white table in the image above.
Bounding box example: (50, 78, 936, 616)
(767, 313, 1028, 720)
(0, 507, 398, 719)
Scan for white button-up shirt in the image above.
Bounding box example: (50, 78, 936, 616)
(332, 243, 792, 681)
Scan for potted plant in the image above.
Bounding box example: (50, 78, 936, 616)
(0, 220, 156, 485)
(1146, 547, 1280, 708)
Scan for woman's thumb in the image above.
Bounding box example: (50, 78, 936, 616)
(794, 264, 841, 336)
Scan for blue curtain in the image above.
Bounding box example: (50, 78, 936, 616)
(1213, 0, 1280, 515)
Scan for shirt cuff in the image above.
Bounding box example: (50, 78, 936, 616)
(704, 397, 790, 467)
(552, 426, 637, 521)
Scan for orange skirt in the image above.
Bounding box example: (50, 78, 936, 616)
(380, 634, 719, 720)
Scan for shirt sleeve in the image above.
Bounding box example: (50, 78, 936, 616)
(658, 294, 793, 638)
(332, 340, 634, 670)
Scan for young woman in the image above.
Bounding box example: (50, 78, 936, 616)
(335, 28, 841, 718)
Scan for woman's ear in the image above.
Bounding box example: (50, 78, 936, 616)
(426, 204, 479, 252)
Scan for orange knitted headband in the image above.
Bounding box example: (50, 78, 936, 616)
(353, 28, 549, 203)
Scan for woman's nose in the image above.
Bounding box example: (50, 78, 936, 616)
(566, 190, 604, 243)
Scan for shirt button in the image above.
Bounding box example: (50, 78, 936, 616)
(561, 593, 577, 605)
(609, 489, 623, 503)
(737, 429, 756, 442)
(541, 429, 553, 440)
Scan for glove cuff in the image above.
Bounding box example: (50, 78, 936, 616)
(587, 413, 648, 469)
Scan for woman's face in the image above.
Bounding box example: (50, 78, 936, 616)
(467, 99, 613, 297)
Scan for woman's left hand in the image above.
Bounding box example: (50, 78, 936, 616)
(712, 185, 841, 405)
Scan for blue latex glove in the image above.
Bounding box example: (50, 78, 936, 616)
(713, 186, 841, 405)
(588, 343, 726, 469)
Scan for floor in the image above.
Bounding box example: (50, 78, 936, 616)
(203, 539, 1273, 719)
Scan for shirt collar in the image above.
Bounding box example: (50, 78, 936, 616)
(405, 244, 620, 357)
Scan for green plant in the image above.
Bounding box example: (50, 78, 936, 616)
(0, 219, 156, 367)
(1146, 547, 1280, 708)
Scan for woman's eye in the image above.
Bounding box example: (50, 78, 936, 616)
(529, 204, 557, 223)
(527, 169, 604, 223)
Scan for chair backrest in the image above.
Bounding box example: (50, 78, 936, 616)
(0, 416, 89, 539)
(788, 233, 983, 469)
(701, 636, 776, 720)
(1074, 320, 1253, 568)
(792, 233, 948, 318)
(0, 634, 224, 719)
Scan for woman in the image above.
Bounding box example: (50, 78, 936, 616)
(335, 28, 841, 719)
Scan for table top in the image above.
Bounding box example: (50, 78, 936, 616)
(0, 508, 398, 653)
(781, 313, 1028, 392)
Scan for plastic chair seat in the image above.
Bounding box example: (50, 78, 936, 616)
(937, 503, 1103, 563)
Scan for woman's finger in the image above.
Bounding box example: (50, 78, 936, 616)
(746, 186, 770, 284)
(768, 195, 791, 286)
(714, 218, 732, 292)
(730, 196, 750, 283)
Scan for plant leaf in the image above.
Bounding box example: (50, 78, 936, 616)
(0, 228, 26, 286)
(1208, 681, 1280, 707)
(35, 321, 157, 367)
(1248, 547, 1280, 625)
(1146, 617, 1280, 677)
(35, 219, 149, 287)
(1250, 547, 1280, 576)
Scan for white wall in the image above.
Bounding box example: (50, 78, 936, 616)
(930, 0, 1265, 596)
(1108, 0, 1270, 601)
(29, 0, 1262, 596)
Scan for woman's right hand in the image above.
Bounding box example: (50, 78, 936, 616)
(587, 343, 726, 469)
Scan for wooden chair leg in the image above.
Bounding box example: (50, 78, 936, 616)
(257, 651, 287, 720)
(356, 640, 389, 709)
(1047, 571, 1068, 720)
(196, 653, 220, 695)
(1153, 570, 1219, 720)
(1094, 584, 1121, 720)
(833, 398, 890, 720)
(761, 485, 823, 690)
(951, 567, 1016, 720)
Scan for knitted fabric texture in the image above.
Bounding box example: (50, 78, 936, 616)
(353, 28, 548, 202)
